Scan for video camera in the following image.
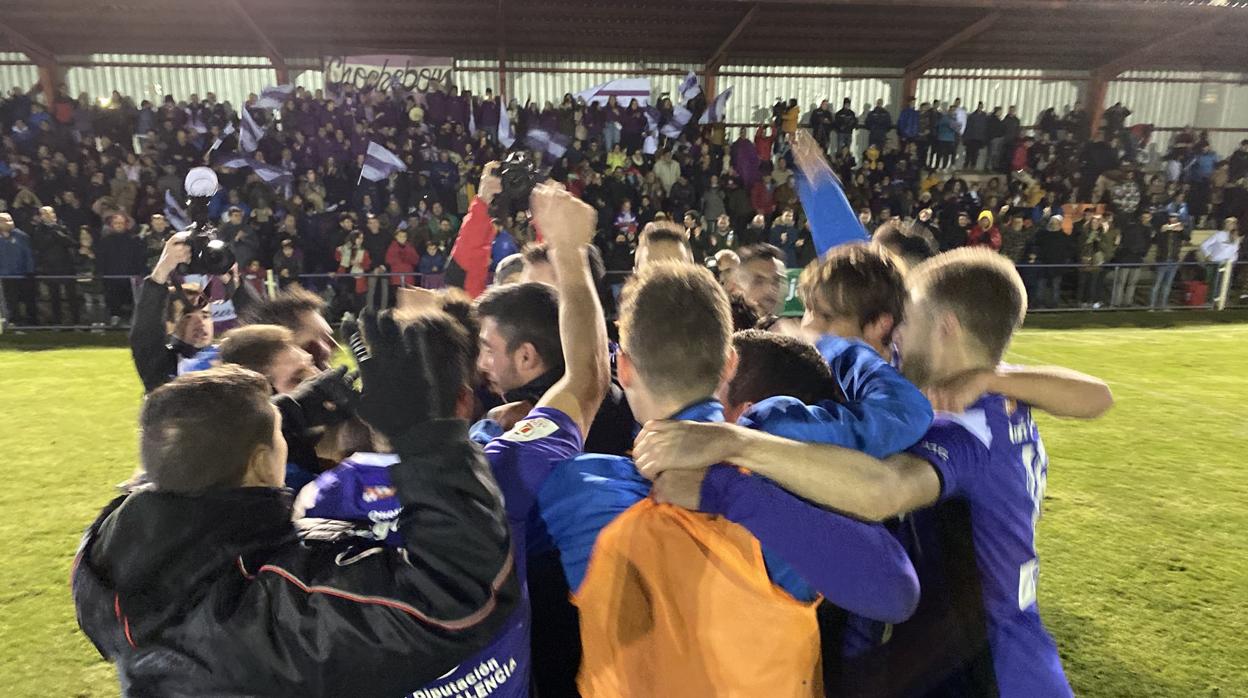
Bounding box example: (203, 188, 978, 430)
(489, 151, 545, 220)
(180, 167, 236, 276)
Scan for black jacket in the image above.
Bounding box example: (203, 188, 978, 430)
(73, 419, 519, 697)
(129, 278, 258, 393)
(506, 369, 636, 458)
(1112, 223, 1153, 264)
(31, 220, 77, 274)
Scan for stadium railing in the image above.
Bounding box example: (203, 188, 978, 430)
(1, 261, 1243, 332)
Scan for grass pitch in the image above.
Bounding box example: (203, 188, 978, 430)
(1, 323, 1245, 697)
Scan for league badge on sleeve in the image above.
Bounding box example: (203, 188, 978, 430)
(501, 417, 559, 442)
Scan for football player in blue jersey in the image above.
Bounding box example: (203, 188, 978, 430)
(637, 248, 1112, 697)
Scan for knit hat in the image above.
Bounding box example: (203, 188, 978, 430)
(978, 210, 993, 226)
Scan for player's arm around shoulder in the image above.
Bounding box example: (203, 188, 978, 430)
(925, 364, 1113, 419)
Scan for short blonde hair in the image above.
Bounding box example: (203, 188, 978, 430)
(907, 248, 1027, 362)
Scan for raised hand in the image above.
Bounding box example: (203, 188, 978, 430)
(347, 308, 446, 439)
(530, 183, 596, 250)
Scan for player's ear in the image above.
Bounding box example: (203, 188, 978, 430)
(454, 386, 475, 420)
(617, 350, 636, 390)
(720, 346, 739, 387)
(864, 313, 895, 355)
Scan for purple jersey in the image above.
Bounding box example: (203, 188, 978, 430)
(302, 407, 584, 698)
(907, 394, 1072, 697)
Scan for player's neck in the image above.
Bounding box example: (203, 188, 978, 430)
(932, 344, 996, 386)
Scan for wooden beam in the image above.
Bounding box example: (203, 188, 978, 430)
(0, 18, 54, 64)
(228, 0, 288, 82)
(1093, 15, 1222, 79)
(704, 3, 760, 71)
(905, 11, 1000, 74)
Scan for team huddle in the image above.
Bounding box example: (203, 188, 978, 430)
(70, 144, 1112, 697)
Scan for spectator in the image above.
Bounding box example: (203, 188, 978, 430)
(897, 96, 919, 145)
(94, 213, 147, 324)
(967, 210, 1002, 251)
(1025, 215, 1077, 308)
(335, 229, 371, 312)
(999, 211, 1034, 265)
(864, 98, 892, 148)
(272, 238, 303, 289)
(1200, 217, 1242, 302)
(31, 205, 79, 325)
(1110, 209, 1154, 307)
(418, 240, 446, 276)
(964, 102, 988, 170)
(0, 211, 35, 325)
(834, 98, 857, 153)
(386, 229, 420, 292)
(1150, 213, 1187, 309)
(810, 99, 834, 150)
(770, 209, 800, 267)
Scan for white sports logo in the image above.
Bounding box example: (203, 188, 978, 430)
(500, 417, 558, 442)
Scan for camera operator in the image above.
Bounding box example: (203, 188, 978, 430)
(129, 232, 258, 393)
(73, 313, 519, 695)
(446, 160, 503, 298)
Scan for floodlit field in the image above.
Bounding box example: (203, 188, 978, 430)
(1, 323, 1245, 697)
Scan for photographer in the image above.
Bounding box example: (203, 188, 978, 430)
(446, 160, 503, 298)
(129, 232, 256, 392)
(73, 312, 518, 695)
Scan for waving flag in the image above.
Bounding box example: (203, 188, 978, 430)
(255, 84, 295, 110)
(498, 104, 515, 148)
(213, 151, 253, 169)
(575, 78, 651, 107)
(208, 123, 236, 154)
(164, 191, 189, 229)
(251, 161, 294, 187)
(699, 86, 733, 125)
(239, 106, 264, 152)
(661, 105, 693, 138)
(678, 71, 702, 103)
(183, 107, 208, 135)
(525, 129, 568, 159)
(360, 141, 407, 182)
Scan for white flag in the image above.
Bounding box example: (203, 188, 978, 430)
(498, 104, 515, 148)
(360, 141, 407, 182)
(699, 87, 733, 125)
(239, 106, 263, 152)
(575, 78, 651, 107)
(678, 71, 701, 103)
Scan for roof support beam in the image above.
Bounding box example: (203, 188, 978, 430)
(704, 3, 759, 72)
(497, 0, 507, 100)
(905, 11, 1000, 75)
(1092, 15, 1222, 80)
(0, 18, 54, 65)
(1087, 15, 1221, 135)
(228, 0, 288, 83)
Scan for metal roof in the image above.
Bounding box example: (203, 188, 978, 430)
(0, 0, 1245, 73)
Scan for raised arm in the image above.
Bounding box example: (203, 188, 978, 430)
(130, 232, 189, 392)
(790, 130, 868, 256)
(529, 184, 611, 436)
(924, 365, 1114, 419)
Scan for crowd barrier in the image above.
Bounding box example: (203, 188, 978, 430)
(0, 261, 1243, 332)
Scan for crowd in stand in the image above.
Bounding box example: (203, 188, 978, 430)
(0, 79, 1245, 327)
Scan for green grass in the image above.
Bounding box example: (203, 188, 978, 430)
(1, 325, 1246, 697)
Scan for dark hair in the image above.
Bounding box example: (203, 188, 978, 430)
(475, 282, 564, 373)
(218, 325, 295, 377)
(436, 287, 482, 373)
(737, 242, 784, 267)
(386, 309, 473, 418)
(908, 247, 1027, 362)
(799, 243, 905, 330)
(241, 287, 326, 330)
(521, 242, 549, 266)
(140, 366, 275, 493)
(872, 221, 939, 270)
(728, 330, 838, 408)
(619, 263, 731, 400)
(728, 290, 760, 331)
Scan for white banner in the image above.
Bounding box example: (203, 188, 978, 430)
(323, 55, 453, 94)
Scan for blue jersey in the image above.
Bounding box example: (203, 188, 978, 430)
(302, 407, 584, 698)
(907, 394, 1072, 697)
